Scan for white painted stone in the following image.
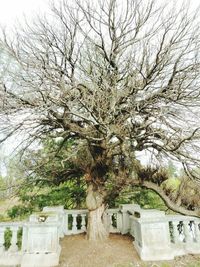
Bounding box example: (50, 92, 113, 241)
(106, 209, 121, 233)
(130, 210, 174, 261)
(9, 226, 19, 253)
(65, 209, 88, 235)
(29, 212, 59, 223)
(119, 204, 141, 212)
(43, 206, 66, 238)
(21, 248, 61, 267)
(119, 204, 141, 234)
(0, 205, 199, 265)
(133, 209, 165, 219)
(167, 215, 200, 256)
(0, 251, 23, 266)
(21, 222, 61, 267)
(0, 223, 24, 266)
(0, 227, 5, 254)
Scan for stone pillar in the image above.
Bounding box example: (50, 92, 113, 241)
(194, 221, 200, 242)
(172, 221, 181, 243)
(81, 214, 86, 231)
(72, 214, 78, 233)
(116, 212, 123, 232)
(183, 221, 193, 243)
(21, 222, 61, 267)
(131, 209, 174, 261)
(65, 213, 69, 235)
(42, 206, 65, 237)
(9, 227, 18, 252)
(0, 228, 5, 254)
(119, 204, 141, 234)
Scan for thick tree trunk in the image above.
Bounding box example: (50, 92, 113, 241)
(86, 184, 109, 241)
(87, 203, 109, 240)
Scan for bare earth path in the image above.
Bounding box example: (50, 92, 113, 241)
(59, 234, 200, 267)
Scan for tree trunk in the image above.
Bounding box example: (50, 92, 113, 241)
(86, 183, 109, 241)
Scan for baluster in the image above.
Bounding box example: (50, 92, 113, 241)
(116, 212, 122, 232)
(109, 214, 113, 226)
(72, 214, 78, 232)
(183, 221, 193, 243)
(109, 214, 113, 231)
(22, 226, 27, 252)
(9, 227, 18, 252)
(172, 221, 181, 243)
(194, 221, 200, 242)
(0, 228, 5, 254)
(65, 214, 69, 232)
(81, 214, 86, 231)
(109, 213, 116, 232)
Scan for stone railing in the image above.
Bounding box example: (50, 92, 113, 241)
(126, 204, 200, 261)
(64, 208, 122, 235)
(107, 208, 121, 233)
(0, 212, 61, 267)
(65, 209, 88, 235)
(0, 222, 24, 266)
(0, 204, 200, 265)
(167, 215, 200, 255)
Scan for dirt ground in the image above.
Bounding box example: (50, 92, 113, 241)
(59, 234, 200, 267)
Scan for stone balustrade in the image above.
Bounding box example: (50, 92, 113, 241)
(0, 213, 61, 267)
(0, 204, 199, 265)
(126, 204, 200, 261)
(65, 209, 88, 235)
(0, 222, 24, 266)
(167, 215, 200, 256)
(106, 208, 121, 233)
(64, 208, 122, 235)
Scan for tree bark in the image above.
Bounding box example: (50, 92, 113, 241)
(132, 180, 200, 218)
(86, 183, 109, 241)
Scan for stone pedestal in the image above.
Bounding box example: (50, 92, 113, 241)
(130, 209, 174, 261)
(119, 204, 141, 234)
(21, 221, 61, 267)
(43, 206, 65, 237)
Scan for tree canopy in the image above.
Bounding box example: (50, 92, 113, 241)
(0, 0, 200, 239)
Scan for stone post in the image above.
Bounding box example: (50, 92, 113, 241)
(131, 209, 174, 261)
(9, 226, 18, 253)
(119, 204, 141, 234)
(81, 214, 86, 231)
(172, 221, 181, 244)
(183, 221, 193, 243)
(0, 227, 5, 254)
(72, 214, 78, 233)
(194, 221, 200, 242)
(21, 221, 61, 267)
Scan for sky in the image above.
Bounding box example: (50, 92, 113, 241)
(0, 0, 198, 31)
(0, 0, 198, 28)
(0, 0, 49, 27)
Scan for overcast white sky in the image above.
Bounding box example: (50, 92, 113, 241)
(0, 0, 49, 27)
(0, 0, 198, 28)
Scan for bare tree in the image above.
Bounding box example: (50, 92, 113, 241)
(1, 0, 200, 240)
